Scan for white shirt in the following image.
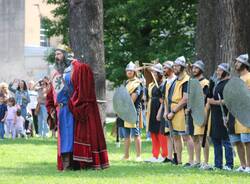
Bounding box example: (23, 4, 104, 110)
(27, 90, 38, 109)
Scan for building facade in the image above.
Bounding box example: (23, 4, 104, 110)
(0, 0, 58, 82)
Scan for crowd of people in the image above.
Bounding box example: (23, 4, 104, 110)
(117, 53, 250, 173)
(1, 48, 250, 173)
(0, 77, 56, 140)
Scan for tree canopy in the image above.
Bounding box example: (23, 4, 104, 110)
(43, 0, 197, 86)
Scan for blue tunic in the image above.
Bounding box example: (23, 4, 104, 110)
(56, 67, 74, 154)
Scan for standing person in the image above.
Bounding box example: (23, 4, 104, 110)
(189, 60, 211, 169)
(0, 94, 7, 140)
(145, 63, 168, 163)
(161, 61, 177, 163)
(34, 79, 49, 138)
(27, 81, 39, 136)
(0, 82, 10, 102)
(207, 63, 234, 170)
(167, 56, 194, 166)
(5, 97, 18, 139)
(9, 79, 30, 126)
(229, 54, 250, 173)
(46, 47, 75, 170)
(46, 47, 109, 170)
(121, 61, 143, 162)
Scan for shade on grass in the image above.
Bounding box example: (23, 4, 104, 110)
(0, 123, 249, 184)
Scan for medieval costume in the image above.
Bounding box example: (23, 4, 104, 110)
(168, 72, 189, 133)
(119, 61, 143, 162)
(146, 64, 168, 162)
(209, 63, 233, 170)
(46, 48, 109, 170)
(68, 60, 109, 169)
(46, 62, 75, 170)
(228, 54, 250, 173)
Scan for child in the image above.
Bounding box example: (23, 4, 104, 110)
(6, 97, 17, 139)
(0, 94, 7, 139)
(15, 109, 26, 138)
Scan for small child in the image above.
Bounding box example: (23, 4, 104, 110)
(0, 94, 7, 140)
(15, 109, 26, 138)
(6, 97, 17, 139)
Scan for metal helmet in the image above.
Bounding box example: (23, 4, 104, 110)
(125, 61, 137, 71)
(163, 61, 174, 69)
(151, 63, 163, 75)
(174, 56, 186, 67)
(218, 63, 230, 74)
(192, 60, 205, 72)
(236, 54, 249, 66)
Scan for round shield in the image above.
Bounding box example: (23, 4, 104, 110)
(188, 78, 205, 125)
(113, 85, 137, 124)
(223, 77, 250, 128)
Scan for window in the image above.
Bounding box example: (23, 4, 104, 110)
(40, 19, 50, 47)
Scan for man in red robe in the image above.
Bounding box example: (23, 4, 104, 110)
(46, 47, 109, 170)
(68, 59, 109, 170)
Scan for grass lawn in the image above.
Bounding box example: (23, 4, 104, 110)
(0, 123, 250, 184)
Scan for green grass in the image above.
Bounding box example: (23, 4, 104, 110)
(0, 123, 250, 184)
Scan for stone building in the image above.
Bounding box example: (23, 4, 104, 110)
(0, 0, 59, 82)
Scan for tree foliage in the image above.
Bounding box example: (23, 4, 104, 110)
(104, 0, 197, 86)
(43, 0, 197, 86)
(42, 0, 69, 45)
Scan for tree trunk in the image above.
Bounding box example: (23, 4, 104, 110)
(195, 0, 217, 77)
(69, 0, 106, 125)
(196, 0, 250, 77)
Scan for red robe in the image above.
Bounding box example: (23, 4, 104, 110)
(68, 60, 109, 169)
(46, 80, 64, 170)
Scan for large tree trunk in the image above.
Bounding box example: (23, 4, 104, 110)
(196, 0, 250, 77)
(195, 0, 217, 77)
(69, 0, 106, 125)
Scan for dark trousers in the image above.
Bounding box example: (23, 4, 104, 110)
(212, 138, 234, 169)
(31, 109, 38, 134)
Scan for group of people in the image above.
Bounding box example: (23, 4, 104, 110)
(0, 77, 55, 140)
(118, 53, 250, 173)
(0, 46, 110, 171)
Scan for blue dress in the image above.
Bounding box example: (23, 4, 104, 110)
(56, 67, 74, 154)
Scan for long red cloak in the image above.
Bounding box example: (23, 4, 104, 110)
(68, 59, 109, 170)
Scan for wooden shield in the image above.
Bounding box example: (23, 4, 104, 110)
(143, 67, 153, 87)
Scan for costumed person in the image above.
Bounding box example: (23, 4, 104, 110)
(46, 46, 75, 170)
(46, 46, 109, 170)
(207, 63, 234, 170)
(229, 54, 250, 173)
(161, 61, 177, 163)
(167, 56, 194, 166)
(120, 61, 143, 162)
(145, 63, 168, 163)
(69, 59, 109, 169)
(189, 60, 211, 169)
